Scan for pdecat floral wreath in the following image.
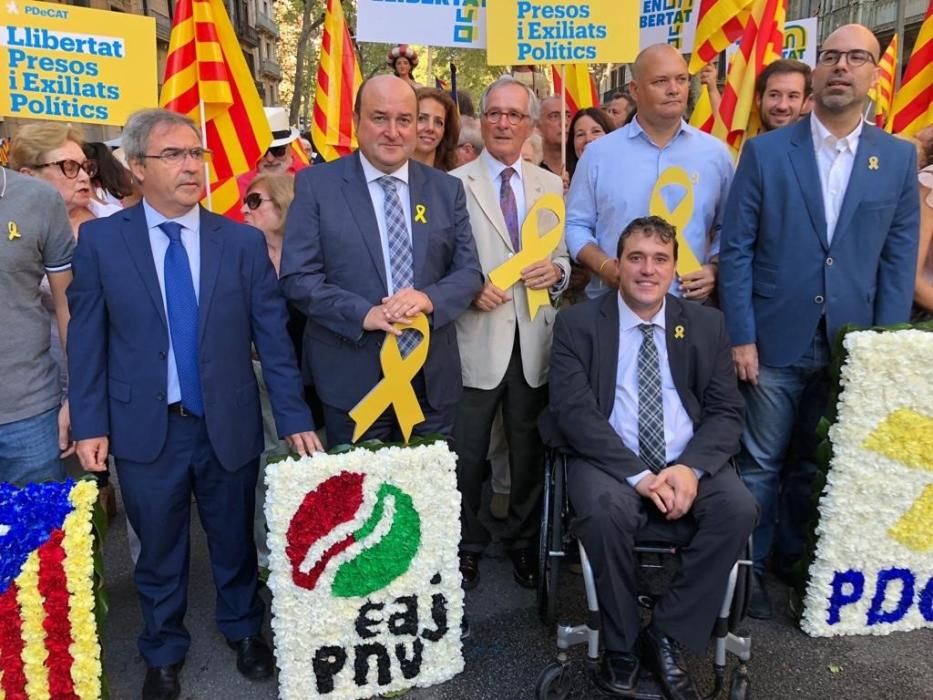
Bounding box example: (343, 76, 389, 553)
(265, 442, 465, 700)
(802, 329, 933, 637)
(0, 479, 102, 699)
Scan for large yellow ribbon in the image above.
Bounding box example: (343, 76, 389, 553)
(488, 192, 565, 320)
(649, 166, 702, 276)
(348, 313, 431, 444)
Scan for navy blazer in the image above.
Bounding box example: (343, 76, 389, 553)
(720, 117, 919, 367)
(67, 203, 312, 471)
(280, 153, 483, 412)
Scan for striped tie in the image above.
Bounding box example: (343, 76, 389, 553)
(637, 323, 665, 473)
(499, 167, 521, 251)
(378, 176, 418, 355)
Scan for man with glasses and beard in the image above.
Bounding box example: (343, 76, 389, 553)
(236, 106, 307, 210)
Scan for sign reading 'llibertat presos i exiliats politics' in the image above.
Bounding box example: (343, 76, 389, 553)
(0, 0, 157, 125)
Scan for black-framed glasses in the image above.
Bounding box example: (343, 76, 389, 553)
(266, 145, 288, 158)
(34, 159, 98, 179)
(482, 109, 528, 125)
(243, 192, 273, 210)
(816, 49, 877, 67)
(141, 147, 212, 165)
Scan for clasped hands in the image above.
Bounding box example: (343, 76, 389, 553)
(363, 287, 434, 334)
(634, 464, 699, 520)
(473, 258, 561, 312)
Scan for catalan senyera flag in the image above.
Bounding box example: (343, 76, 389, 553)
(312, 0, 363, 162)
(889, 0, 933, 136)
(160, 0, 272, 219)
(869, 35, 898, 131)
(291, 139, 311, 167)
(713, 0, 787, 155)
(689, 0, 757, 74)
(551, 64, 600, 112)
(689, 84, 716, 133)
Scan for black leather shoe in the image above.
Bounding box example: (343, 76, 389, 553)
(227, 635, 275, 680)
(459, 551, 480, 590)
(142, 662, 182, 700)
(510, 547, 538, 589)
(595, 651, 640, 695)
(643, 624, 700, 700)
(748, 573, 773, 620)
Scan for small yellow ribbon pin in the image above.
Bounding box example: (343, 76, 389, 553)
(348, 313, 431, 444)
(414, 204, 427, 224)
(488, 192, 565, 320)
(650, 167, 701, 277)
(868, 156, 879, 170)
(8, 221, 20, 241)
(674, 325, 685, 339)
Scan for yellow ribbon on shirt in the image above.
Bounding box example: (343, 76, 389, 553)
(488, 192, 564, 320)
(649, 166, 702, 276)
(348, 313, 431, 444)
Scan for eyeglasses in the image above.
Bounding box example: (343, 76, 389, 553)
(482, 109, 528, 126)
(141, 147, 212, 165)
(34, 159, 98, 179)
(243, 192, 273, 210)
(816, 49, 877, 67)
(266, 145, 288, 158)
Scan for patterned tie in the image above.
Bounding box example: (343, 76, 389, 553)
(499, 167, 521, 251)
(378, 176, 418, 355)
(637, 323, 666, 473)
(159, 221, 204, 416)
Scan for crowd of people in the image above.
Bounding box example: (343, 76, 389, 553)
(0, 22, 931, 700)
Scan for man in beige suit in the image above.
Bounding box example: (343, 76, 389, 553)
(450, 75, 570, 590)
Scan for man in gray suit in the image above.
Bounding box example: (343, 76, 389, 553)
(280, 75, 483, 445)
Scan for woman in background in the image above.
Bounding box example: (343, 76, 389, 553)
(412, 87, 460, 172)
(565, 107, 615, 180)
(83, 141, 135, 213)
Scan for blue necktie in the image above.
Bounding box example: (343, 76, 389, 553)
(378, 176, 418, 355)
(637, 324, 666, 473)
(159, 221, 204, 416)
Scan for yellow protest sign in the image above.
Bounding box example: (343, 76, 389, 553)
(348, 313, 431, 444)
(486, 0, 640, 66)
(0, 0, 157, 125)
(649, 166, 703, 276)
(489, 192, 564, 320)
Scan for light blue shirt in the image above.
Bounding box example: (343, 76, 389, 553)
(143, 199, 201, 405)
(480, 148, 528, 224)
(565, 117, 734, 298)
(608, 296, 701, 487)
(359, 153, 413, 294)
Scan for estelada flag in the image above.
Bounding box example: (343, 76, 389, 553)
(160, 0, 272, 220)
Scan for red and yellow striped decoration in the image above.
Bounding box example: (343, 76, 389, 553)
(869, 35, 898, 131)
(160, 0, 272, 218)
(312, 0, 363, 162)
(689, 84, 716, 133)
(688, 0, 757, 74)
(551, 64, 600, 113)
(889, 0, 933, 137)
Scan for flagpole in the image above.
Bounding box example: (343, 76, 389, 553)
(199, 99, 213, 212)
(560, 64, 566, 176)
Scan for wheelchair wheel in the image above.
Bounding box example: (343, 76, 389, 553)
(535, 661, 571, 700)
(538, 458, 562, 625)
(728, 663, 750, 700)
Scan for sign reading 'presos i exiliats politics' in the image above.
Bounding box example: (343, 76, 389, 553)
(0, 0, 157, 125)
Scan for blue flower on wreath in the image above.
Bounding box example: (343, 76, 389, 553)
(0, 480, 75, 594)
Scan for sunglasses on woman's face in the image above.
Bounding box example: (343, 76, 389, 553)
(243, 192, 273, 210)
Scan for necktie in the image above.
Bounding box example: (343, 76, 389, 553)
(159, 221, 204, 415)
(637, 323, 666, 473)
(499, 167, 521, 251)
(378, 176, 418, 355)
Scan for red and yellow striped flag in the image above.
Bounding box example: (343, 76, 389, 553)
(688, 0, 757, 74)
(312, 0, 363, 162)
(869, 35, 898, 131)
(890, 0, 933, 136)
(160, 0, 272, 219)
(689, 84, 716, 132)
(291, 139, 310, 167)
(551, 64, 600, 112)
(713, 0, 787, 155)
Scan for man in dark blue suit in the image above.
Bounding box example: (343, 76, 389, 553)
(67, 108, 322, 700)
(720, 24, 919, 619)
(280, 75, 483, 445)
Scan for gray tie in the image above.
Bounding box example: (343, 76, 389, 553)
(378, 176, 417, 355)
(637, 323, 666, 473)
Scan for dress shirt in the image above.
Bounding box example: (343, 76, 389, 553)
(481, 148, 528, 227)
(607, 296, 700, 487)
(565, 117, 734, 298)
(359, 153, 413, 294)
(811, 113, 862, 245)
(143, 199, 201, 405)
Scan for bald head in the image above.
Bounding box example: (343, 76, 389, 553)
(354, 74, 417, 117)
(354, 74, 418, 173)
(823, 24, 881, 61)
(631, 44, 687, 82)
(629, 43, 690, 125)
(812, 23, 881, 117)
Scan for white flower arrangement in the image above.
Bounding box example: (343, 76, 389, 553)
(265, 442, 465, 699)
(801, 330, 933, 637)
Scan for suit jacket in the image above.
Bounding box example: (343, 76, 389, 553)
(545, 293, 744, 483)
(451, 158, 570, 390)
(279, 153, 483, 412)
(720, 117, 919, 367)
(67, 203, 313, 471)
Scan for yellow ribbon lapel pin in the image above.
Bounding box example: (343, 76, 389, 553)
(868, 156, 879, 171)
(414, 204, 427, 224)
(8, 221, 20, 241)
(674, 325, 685, 340)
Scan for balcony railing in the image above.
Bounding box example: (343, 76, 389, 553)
(260, 58, 282, 80)
(255, 11, 279, 37)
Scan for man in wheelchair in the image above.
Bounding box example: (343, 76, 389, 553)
(546, 216, 758, 699)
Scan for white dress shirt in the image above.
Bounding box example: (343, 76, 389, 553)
(144, 199, 201, 405)
(811, 113, 863, 245)
(481, 148, 528, 228)
(607, 296, 699, 487)
(359, 153, 413, 294)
